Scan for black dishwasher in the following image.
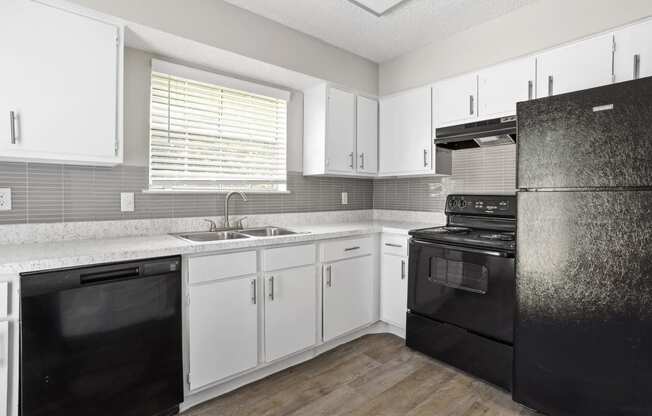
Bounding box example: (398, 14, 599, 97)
(20, 256, 183, 416)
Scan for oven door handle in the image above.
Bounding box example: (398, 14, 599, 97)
(411, 239, 514, 258)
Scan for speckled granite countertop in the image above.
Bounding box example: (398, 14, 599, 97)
(0, 220, 438, 275)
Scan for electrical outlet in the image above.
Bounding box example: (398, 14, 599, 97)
(120, 192, 135, 212)
(0, 188, 11, 211)
(341, 192, 348, 205)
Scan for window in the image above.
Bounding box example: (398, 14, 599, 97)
(149, 60, 289, 192)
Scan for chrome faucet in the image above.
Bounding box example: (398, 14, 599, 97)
(224, 191, 248, 229)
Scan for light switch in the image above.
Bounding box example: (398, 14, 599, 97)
(0, 188, 11, 211)
(120, 192, 135, 212)
(341, 192, 348, 205)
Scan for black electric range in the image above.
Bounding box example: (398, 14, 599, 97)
(406, 194, 516, 391)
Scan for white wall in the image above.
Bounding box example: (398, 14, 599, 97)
(123, 48, 304, 171)
(380, 0, 652, 95)
(67, 0, 378, 95)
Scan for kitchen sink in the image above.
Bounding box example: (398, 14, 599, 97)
(240, 226, 300, 237)
(173, 231, 250, 242)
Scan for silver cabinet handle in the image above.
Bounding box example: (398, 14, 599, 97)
(251, 279, 257, 304)
(326, 265, 332, 287)
(423, 149, 428, 167)
(401, 260, 406, 280)
(268, 276, 275, 301)
(634, 54, 641, 80)
(349, 152, 354, 169)
(385, 243, 402, 248)
(9, 111, 17, 144)
(344, 246, 360, 252)
(548, 75, 554, 96)
(469, 95, 474, 115)
(359, 152, 365, 170)
(527, 80, 533, 100)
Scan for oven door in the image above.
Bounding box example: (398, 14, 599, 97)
(408, 239, 515, 344)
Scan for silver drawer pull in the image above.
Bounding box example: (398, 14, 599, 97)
(385, 243, 402, 248)
(548, 75, 554, 96)
(634, 54, 641, 80)
(359, 152, 365, 170)
(349, 152, 354, 169)
(401, 260, 406, 280)
(344, 246, 360, 252)
(251, 279, 257, 304)
(469, 95, 474, 115)
(326, 265, 332, 287)
(527, 80, 533, 100)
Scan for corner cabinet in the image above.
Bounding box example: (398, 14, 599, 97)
(379, 87, 451, 177)
(0, 0, 124, 165)
(303, 84, 378, 177)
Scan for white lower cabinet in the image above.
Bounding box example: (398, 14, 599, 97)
(380, 254, 408, 330)
(264, 265, 317, 362)
(322, 255, 375, 342)
(1, 320, 9, 416)
(188, 274, 258, 390)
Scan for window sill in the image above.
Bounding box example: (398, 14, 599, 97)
(142, 189, 292, 195)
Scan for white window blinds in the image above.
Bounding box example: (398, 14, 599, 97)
(149, 60, 289, 192)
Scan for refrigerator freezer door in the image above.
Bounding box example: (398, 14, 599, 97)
(517, 77, 652, 189)
(514, 191, 652, 416)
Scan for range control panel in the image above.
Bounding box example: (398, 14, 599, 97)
(445, 194, 516, 217)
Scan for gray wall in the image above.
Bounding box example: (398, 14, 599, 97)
(380, 0, 652, 95)
(68, 0, 378, 95)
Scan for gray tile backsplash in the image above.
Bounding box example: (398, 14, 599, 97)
(0, 165, 373, 224)
(374, 145, 517, 212)
(0, 145, 514, 225)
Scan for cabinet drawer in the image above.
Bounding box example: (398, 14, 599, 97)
(382, 234, 409, 257)
(188, 251, 257, 284)
(321, 236, 374, 262)
(263, 244, 316, 272)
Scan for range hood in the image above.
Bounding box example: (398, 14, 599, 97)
(435, 116, 517, 150)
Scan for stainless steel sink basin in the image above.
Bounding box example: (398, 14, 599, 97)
(173, 231, 250, 242)
(240, 226, 299, 237)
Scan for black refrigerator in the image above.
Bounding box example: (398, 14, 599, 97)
(514, 77, 652, 416)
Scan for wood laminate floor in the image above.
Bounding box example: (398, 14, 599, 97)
(183, 334, 538, 416)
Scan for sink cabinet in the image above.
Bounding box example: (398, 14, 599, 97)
(187, 252, 259, 390)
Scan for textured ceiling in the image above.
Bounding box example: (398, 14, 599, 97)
(222, 0, 539, 63)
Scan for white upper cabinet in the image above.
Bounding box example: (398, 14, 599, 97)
(432, 73, 478, 127)
(356, 96, 378, 174)
(614, 20, 652, 82)
(478, 57, 536, 119)
(326, 87, 356, 173)
(303, 84, 377, 177)
(379, 86, 450, 176)
(536, 33, 614, 98)
(0, 0, 123, 165)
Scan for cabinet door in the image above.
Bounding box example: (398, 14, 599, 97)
(478, 57, 536, 119)
(0, 0, 120, 164)
(356, 96, 378, 174)
(537, 33, 614, 97)
(614, 20, 652, 82)
(0, 321, 8, 416)
(326, 87, 355, 173)
(379, 87, 432, 175)
(433, 73, 478, 127)
(188, 276, 258, 390)
(264, 266, 317, 362)
(380, 255, 408, 329)
(323, 255, 374, 341)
